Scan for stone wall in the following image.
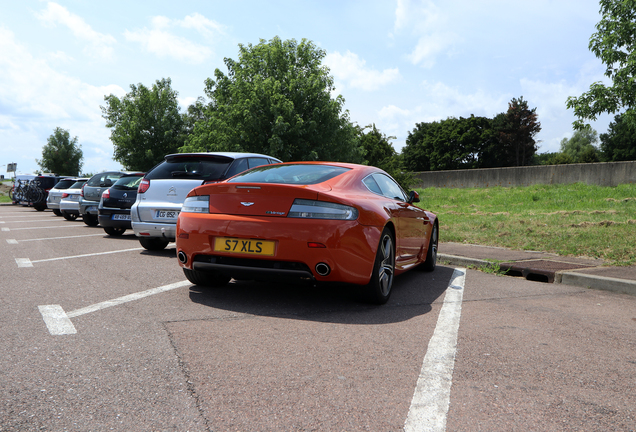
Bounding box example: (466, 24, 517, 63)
(413, 161, 636, 189)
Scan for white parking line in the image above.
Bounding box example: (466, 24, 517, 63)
(16, 258, 33, 268)
(66, 280, 190, 318)
(0, 219, 59, 223)
(404, 267, 466, 432)
(7, 233, 104, 244)
(0, 214, 57, 218)
(16, 247, 144, 267)
(38, 280, 190, 335)
(38, 305, 77, 335)
(3, 225, 85, 231)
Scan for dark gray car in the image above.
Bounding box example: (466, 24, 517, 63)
(79, 171, 142, 226)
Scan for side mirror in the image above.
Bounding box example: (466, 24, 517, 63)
(408, 190, 420, 204)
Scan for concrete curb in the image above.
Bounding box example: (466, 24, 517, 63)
(438, 253, 494, 270)
(439, 253, 636, 297)
(556, 271, 636, 296)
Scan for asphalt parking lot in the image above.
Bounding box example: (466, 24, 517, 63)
(1, 204, 635, 431)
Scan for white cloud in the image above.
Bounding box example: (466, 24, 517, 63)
(520, 72, 612, 153)
(0, 27, 124, 174)
(36, 2, 116, 60)
(324, 51, 400, 91)
(178, 13, 227, 40)
(124, 13, 225, 64)
(407, 33, 457, 68)
(392, 0, 458, 67)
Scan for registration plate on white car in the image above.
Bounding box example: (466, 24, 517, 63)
(155, 210, 179, 220)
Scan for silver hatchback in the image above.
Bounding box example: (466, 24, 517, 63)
(47, 178, 78, 216)
(131, 152, 282, 250)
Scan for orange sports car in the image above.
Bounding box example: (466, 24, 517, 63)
(175, 162, 438, 304)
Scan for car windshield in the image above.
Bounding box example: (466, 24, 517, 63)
(69, 180, 87, 189)
(228, 164, 350, 185)
(53, 179, 76, 189)
(147, 156, 234, 181)
(87, 172, 124, 187)
(113, 175, 143, 190)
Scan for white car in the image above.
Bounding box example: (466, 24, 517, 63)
(59, 178, 88, 221)
(47, 178, 78, 216)
(131, 152, 282, 250)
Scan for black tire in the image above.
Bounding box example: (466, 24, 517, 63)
(363, 227, 395, 305)
(53, 209, 62, 216)
(62, 211, 78, 221)
(183, 268, 231, 287)
(34, 204, 46, 211)
(83, 214, 99, 226)
(421, 222, 438, 272)
(139, 237, 170, 251)
(104, 226, 126, 236)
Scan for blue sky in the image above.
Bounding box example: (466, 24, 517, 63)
(1, 0, 612, 176)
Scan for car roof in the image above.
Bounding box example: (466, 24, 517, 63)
(164, 152, 282, 160)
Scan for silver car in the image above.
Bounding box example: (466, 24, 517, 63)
(59, 179, 88, 221)
(47, 178, 78, 216)
(131, 152, 282, 250)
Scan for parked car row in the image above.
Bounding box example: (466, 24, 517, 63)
(40, 152, 438, 304)
(45, 152, 283, 245)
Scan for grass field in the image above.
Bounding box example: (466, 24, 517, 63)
(0, 180, 12, 203)
(415, 183, 636, 266)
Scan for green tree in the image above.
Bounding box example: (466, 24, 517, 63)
(182, 37, 364, 163)
(402, 115, 495, 171)
(101, 78, 185, 171)
(560, 126, 600, 162)
(492, 97, 541, 166)
(599, 111, 636, 160)
(36, 127, 83, 175)
(358, 124, 414, 189)
(566, 0, 636, 128)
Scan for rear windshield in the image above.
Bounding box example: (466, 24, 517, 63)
(69, 180, 87, 189)
(53, 179, 76, 189)
(113, 175, 143, 190)
(34, 177, 58, 189)
(87, 172, 125, 187)
(146, 156, 233, 181)
(228, 164, 350, 185)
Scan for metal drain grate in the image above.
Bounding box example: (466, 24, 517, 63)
(499, 260, 596, 283)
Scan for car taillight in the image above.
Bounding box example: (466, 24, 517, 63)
(138, 179, 150, 194)
(102, 189, 110, 199)
(80, 184, 85, 197)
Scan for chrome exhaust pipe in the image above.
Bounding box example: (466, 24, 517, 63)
(315, 262, 330, 276)
(177, 251, 187, 264)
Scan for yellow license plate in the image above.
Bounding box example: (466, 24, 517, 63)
(214, 237, 276, 256)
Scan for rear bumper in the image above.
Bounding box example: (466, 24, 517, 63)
(60, 200, 80, 212)
(98, 209, 132, 229)
(193, 260, 315, 284)
(176, 213, 381, 285)
(132, 221, 176, 241)
(79, 199, 100, 215)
